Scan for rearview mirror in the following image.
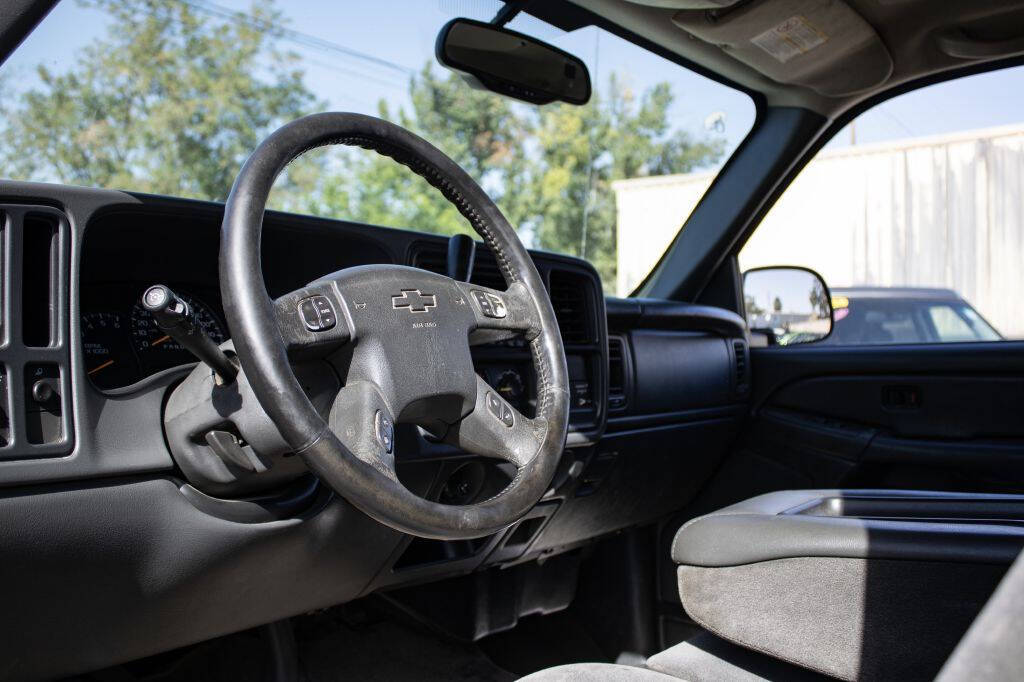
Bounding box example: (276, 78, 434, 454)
(743, 266, 833, 346)
(436, 18, 591, 105)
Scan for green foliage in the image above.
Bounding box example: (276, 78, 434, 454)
(0, 0, 321, 200)
(0, 0, 726, 291)
(312, 67, 725, 289)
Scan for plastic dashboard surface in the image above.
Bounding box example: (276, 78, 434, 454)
(0, 179, 750, 680)
(0, 183, 609, 485)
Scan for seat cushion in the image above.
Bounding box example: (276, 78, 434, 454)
(647, 632, 830, 681)
(671, 489, 1024, 567)
(672, 489, 1019, 681)
(518, 663, 683, 681)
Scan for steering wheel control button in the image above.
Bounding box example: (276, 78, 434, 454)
(375, 410, 395, 453)
(486, 391, 514, 427)
(298, 295, 336, 332)
(472, 290, 507, 318)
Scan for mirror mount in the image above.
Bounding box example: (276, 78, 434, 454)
(436, 18, 591, 106)
(491, 1, 526, 27)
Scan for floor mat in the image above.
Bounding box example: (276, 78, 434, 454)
(477, 610, 609, 676)
(296, 604, 515, 682)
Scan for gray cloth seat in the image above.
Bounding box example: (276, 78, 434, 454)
(671, 489, 1021, 681)
(519, 632, 831, 681)
(519, 662, 682, 681)
(524, 489, 1024, 681)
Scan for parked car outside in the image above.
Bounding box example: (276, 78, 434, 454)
(782, 287, 1003, 345)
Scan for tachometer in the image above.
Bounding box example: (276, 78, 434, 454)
(130, 292, 226, 373)
(82, 312, 139, 390)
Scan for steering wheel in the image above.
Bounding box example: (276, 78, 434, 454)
(219, 113, 570, 540)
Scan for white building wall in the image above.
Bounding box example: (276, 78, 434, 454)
(612, 124, 1024, 338)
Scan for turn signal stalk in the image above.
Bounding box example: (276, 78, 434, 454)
(141, 284, 238, 383)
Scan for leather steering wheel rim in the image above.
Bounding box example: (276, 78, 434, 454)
(220, 112, 570, 539)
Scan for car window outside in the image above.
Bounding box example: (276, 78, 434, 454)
(0, 0, 754, 295)
(738, 65, 1024, 345)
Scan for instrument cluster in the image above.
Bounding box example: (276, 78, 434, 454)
(81, 286, 227, 391)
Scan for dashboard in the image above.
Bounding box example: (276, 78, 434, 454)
(78, 204, 605, 430)
(0, 184, 750, 680)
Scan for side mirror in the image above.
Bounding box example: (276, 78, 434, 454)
(743, 266, 833, 346)
(435, 18, 591, 105)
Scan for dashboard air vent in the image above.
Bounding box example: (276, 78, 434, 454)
(22, 214, 59, 347)
(733, 339, 749, 393)
(549, 270, 593, 345)
(410, 247, 446, 276)
(410, 243, 506, 290)
(608, 336, 627, 411)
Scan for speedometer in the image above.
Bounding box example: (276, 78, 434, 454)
(82, 311, 140, 390)
(130, 292, 226, 374)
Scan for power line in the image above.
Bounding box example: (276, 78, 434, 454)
(877, 105, 916, 138)
(179, 0, 416, 80)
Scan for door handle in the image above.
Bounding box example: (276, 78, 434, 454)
(882, 385, 921, 410)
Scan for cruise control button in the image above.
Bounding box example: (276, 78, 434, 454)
(472, 290, 507, 319)
(489, 295, 507, 318)
(298, 299, 321, 331)
(298, 295, 337, 332)
(485, 391, 513, 427)
(486, 391, 502, 418)
(375, 410, 394, 454)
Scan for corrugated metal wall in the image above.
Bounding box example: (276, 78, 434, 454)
(613, 124, 1024, 338)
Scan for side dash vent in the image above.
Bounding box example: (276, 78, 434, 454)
(608, 336, 627, 412)
(733, 339, 749, 395)
(549, 270, 593, 345)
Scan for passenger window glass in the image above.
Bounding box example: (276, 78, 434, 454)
(739, 66, 1024, 344)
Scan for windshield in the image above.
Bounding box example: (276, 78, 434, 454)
(0, 0, 754, 294)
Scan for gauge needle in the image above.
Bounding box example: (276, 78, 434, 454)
(152, 334, 171, 347)
(88, 360, 115, 375)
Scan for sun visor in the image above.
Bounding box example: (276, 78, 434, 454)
(672, 0, 893, 96)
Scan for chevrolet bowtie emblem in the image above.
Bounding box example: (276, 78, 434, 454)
(392, 289, 437, 313)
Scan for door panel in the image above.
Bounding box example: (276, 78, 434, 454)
(707, 340, 1024, 504)
(658, 340, 1024, 634)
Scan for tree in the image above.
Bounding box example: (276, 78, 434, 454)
(524, 75, 724, 287)
(744, 294, 765, 319)
(300, 65, 533, 239)
(0, 0, 321, 201)
(1, 1, 727, 291)
(809, 279, 830, 318)
(314, 67, 725, 289)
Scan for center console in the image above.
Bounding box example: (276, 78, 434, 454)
(672, 489, 1024, 681)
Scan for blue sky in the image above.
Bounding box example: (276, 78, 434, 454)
(7, 0, 1024, 159)
(831, 64, 1024, 148)
(5, 0, 756, 156)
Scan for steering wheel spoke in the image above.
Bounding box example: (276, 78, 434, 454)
(442, 374, 542, 467)
(274, 283, 352, 355)
(460, 281, 540, 345)
(327, 381, 399, 481)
